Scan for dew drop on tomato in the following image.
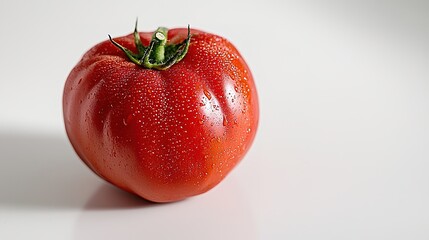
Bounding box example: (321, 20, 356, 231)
(222, 115, 228, 126)
(203, 88, 212, 100)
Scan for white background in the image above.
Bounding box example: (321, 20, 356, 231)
(1, 0, 429, 239)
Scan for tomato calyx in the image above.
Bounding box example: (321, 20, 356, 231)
(108, 20, 191, 70)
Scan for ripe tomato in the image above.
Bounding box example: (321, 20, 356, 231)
(63, 22, 259, 202)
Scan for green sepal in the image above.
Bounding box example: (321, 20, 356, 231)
(108, 21, 191, 70)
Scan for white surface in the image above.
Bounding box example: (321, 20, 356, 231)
(1, 0, 429, 239)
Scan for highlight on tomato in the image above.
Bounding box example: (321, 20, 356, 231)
(63, 21, 259, 202)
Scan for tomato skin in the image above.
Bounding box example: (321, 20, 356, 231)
(63, 28, 259, 202)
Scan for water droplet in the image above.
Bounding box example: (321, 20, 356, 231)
(203, 88, 212, 100)
(123, 114, 133, 126)
(247, 128, 251, 133)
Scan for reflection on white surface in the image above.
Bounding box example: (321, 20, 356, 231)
(73, 177, 257, 240)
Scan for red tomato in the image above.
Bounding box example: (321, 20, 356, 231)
(63, 23, 259, 202)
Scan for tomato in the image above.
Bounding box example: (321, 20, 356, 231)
(63, 22, 259, 202)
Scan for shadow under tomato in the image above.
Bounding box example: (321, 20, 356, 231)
(73, 174, 258, 240)
(83, 183, 159, 210)
(0, 131, 151, 210)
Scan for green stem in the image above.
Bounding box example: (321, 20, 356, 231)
(151, 27, 168, 63)
(109, 21, 191, 70)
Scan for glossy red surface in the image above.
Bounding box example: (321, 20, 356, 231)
(63, 28, 259, 202)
